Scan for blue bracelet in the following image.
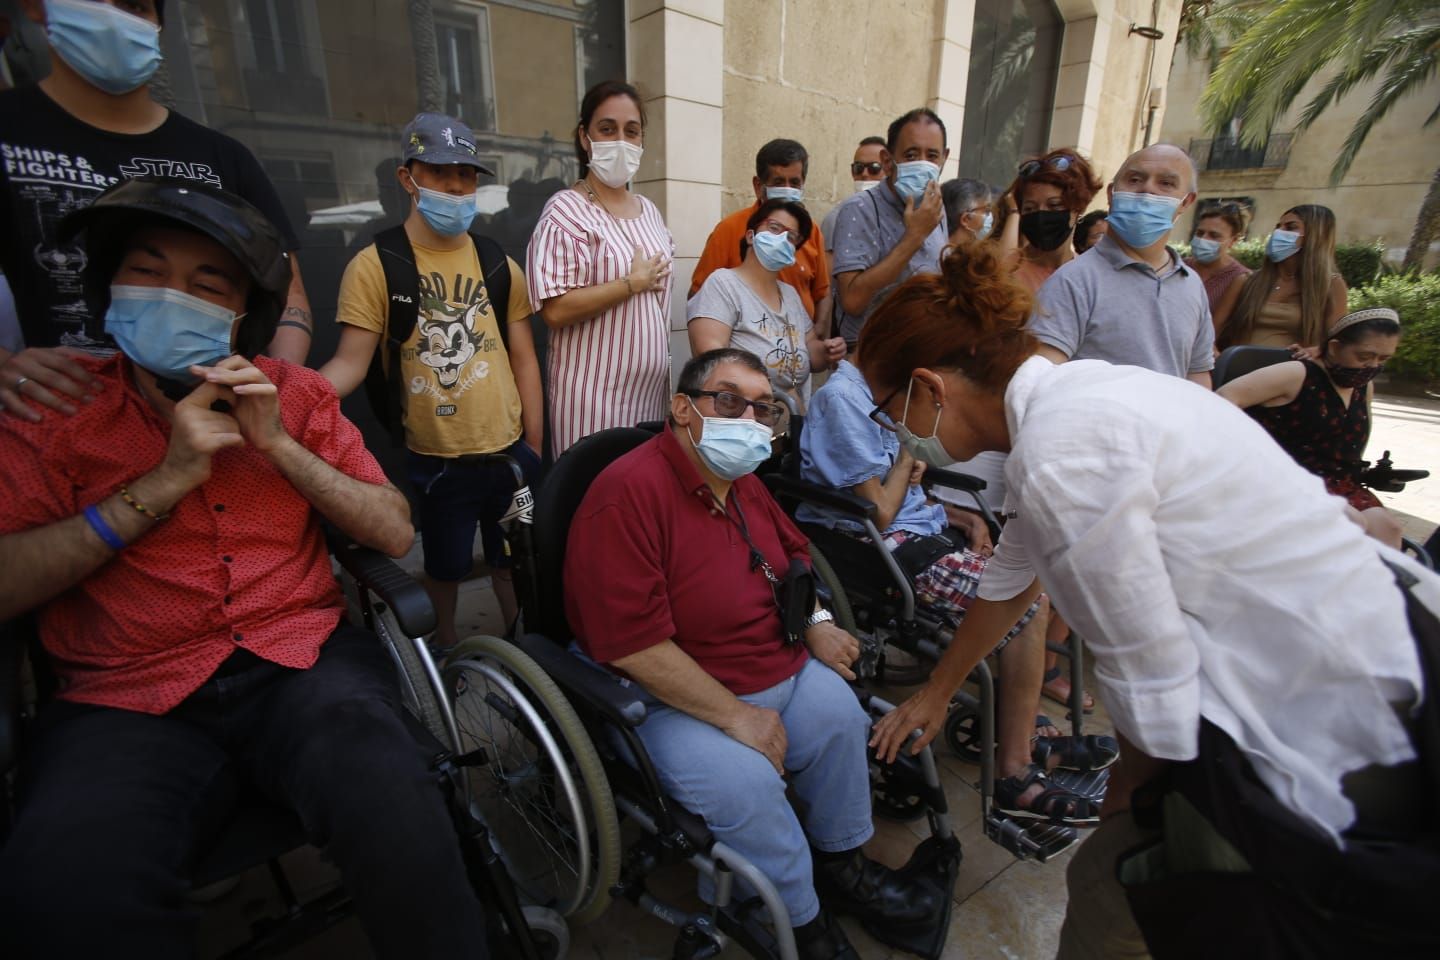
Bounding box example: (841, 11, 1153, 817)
(83, 505, 126, 551)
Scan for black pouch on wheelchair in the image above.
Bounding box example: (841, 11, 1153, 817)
(890, 533, 956, 580)
(775, 558, 816, 645)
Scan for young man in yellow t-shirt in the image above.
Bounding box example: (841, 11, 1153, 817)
(321, 113, 543, 648)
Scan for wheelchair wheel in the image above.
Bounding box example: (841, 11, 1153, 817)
(374, 606, 457, 750)
(944, 702, 983, 764)
(808, 543, 857, 636)
(520, 905, 570, 960)
(445, 635, 621, 926)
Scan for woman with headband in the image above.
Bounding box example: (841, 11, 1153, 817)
(1219, 307, 1404, 547)
(860, 244, 1434, 958)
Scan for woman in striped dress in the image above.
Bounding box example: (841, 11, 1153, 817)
(527, 80, 675, 457)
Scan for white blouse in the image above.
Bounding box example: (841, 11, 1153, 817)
(978, 356, 1429, 842)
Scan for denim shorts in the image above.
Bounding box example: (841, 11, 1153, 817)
(406, 438, 543, 581)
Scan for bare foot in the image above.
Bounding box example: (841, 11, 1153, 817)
(1041, 672, 1094, 713)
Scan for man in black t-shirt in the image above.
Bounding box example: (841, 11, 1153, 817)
(0, 0, 312, 421)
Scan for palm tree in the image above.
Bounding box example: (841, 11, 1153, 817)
(408, 0, 443, 113)
(1194, 0, 1440, 271)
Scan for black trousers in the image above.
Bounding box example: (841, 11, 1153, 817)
(0, 625, 488, 959)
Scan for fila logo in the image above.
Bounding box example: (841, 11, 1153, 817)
(391, 294, 414, 304)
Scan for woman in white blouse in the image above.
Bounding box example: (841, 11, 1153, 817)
(686, 198, 845, 413)
(527, 80, 675, 457)
(861, 244, 1434, 957)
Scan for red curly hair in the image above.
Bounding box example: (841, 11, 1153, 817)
(857, 242, 1037, 395)
(1005, 148, 1102, 214)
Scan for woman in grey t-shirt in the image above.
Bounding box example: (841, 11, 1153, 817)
(687, 199, 846, 412)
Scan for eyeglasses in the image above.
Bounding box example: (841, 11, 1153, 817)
(685, 390, 789, 431)
(1017, 155, 1074, 179)
(851, 161, 885, 176)
(757, 219, 802, 247)
(867, 387, 902, 432)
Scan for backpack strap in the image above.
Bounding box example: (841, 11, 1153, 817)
(470, 232, 511, 351)
(362, 225, 420, 444)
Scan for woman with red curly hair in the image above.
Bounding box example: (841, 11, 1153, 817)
(862, 243, 1434, 959)
(997, 148, 1103, 292)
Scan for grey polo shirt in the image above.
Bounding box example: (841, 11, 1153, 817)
(830, 182, 949, 344)
(1029, 234, 1215, 378)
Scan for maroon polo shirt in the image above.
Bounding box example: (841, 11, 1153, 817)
(564, 426, 810, 695)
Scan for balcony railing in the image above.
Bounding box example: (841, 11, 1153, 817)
(1189, 133, 1293, 172)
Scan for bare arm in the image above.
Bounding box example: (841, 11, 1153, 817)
(1035, 343, 1069, 364)
(1324, 275, 1349, 333)
(687, 316, 733, 356)
(506, 316, 545, 453)
(1216, 360, 1306, 409)
(266, 253, 314, 365)
(540, 245, 667, 329)
(1187, 370, 1213, 389)
(612, 639, 787, 773)
(813, 293, 834, 340)
(995, 191, 1020, 260)
(852, 448, 920, 531)
(835, 181, 943, 316)
(318, 325, 381, 399)
(201, 358, 413, 558)
(1210, 273, 1246, 339)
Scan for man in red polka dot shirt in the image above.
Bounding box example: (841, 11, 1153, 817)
(0, 178, 491, 956)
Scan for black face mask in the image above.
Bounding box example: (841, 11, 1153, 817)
(1326, 361, 1383, 389)
(1019, 210, 1074, 252)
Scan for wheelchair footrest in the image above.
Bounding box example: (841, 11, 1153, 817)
(984, 812, 1078, 862)
(1049, 766, 1110, 805)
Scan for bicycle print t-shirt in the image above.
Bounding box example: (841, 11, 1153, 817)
(686, 267, 813, 408)
(0, 85, 297, 351)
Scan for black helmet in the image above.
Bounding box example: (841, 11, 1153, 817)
(59, 176, 292, 358)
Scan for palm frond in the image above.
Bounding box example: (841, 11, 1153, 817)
(1297, 25, 1440, 130)
(1329, 40, 1440, 184)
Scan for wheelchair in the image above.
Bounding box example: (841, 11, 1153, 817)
(437, 429, 961, 960)
(1214, 344, 1433, 568)
(0, 533, 567, 960)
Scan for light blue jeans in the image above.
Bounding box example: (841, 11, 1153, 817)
(632, 657, 875, 926)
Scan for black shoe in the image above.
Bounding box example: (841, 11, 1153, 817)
(794, 907, 859, 960)
(812, 847, 940, 927)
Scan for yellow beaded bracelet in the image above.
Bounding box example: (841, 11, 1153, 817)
(119, 485, 169, 521)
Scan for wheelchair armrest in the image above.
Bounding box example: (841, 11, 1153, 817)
(516, 634, 648, 728)
(328, 534, 437, 638)
(924, 468, 987, 493)
(763, 474, 878, 521)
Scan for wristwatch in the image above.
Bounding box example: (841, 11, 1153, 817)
(804, 608, 834, 629)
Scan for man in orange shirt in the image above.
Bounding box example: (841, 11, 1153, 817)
(689, 139, 832, 336)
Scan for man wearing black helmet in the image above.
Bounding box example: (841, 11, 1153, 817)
(0, 0, 313, 423)
(0, 177, 490, 956)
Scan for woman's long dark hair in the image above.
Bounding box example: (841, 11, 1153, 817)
(574, 80, 645, 178)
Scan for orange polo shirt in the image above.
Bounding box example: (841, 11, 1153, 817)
(689, 203, 830, 319)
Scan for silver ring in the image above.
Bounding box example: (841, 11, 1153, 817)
(13, 376, 28, 391)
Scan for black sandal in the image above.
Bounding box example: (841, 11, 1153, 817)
(1032, 734, 1119, 772)
(994, 764, 1100, 826)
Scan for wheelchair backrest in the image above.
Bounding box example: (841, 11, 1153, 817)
(1213, 345, 1293, 389)
(528, 427, 657, 643)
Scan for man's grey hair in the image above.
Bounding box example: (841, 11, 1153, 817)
(676, 348, 767, 396)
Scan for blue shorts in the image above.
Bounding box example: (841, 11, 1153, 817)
(406, 438, 543, 582)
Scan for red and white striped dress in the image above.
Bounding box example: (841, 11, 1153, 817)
(527, 188, 675, 457)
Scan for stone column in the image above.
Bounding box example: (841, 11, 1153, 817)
(928, 0, 975, 180)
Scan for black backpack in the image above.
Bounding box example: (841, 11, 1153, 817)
(362, 225, 511, 444)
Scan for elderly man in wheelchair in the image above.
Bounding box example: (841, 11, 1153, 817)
(797, 353, 1116, 824)
(564, 348, 943, 960)
(0, 178, 491, 957)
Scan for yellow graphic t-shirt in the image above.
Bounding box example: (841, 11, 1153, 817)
(337, 235, 532, 456)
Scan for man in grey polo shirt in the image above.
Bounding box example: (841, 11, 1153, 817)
(1030, 144, 1214, 386)
(831, 109, 950, 348)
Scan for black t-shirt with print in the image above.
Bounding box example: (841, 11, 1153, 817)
(0, 85, 299, 351)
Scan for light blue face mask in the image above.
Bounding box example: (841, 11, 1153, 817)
(105, 285, 238, 383)
(46, 0, 162, 95)
(1106, 190, 1182, 248)
(413, 182, 478, 236)
(893, 161, 940, 202)
(1266, 229, 1301, 263)
(1190, 235, 1222, 264)
(687, 399, 774, 481)
(750, 230, 797, 272)
(974, 210, 995, 241)
(765, 185, 804, 204)
(893, 378, 956, 468)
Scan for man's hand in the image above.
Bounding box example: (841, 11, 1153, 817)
(805, 619, 860, 681)
(944, 505, 993, 557)
(163, 379, 245, 489)
(902, 180, 944, 241)
(722, 702, 787, 775)
(869, 682, 949, 764)
(194, 356, 290, 454)
(0, 346, 103, 421)
(821, 336, 846, 367)
(908, 456, 927, 486)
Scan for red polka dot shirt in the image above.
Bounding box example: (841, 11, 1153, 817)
(0, 355, 391, 715)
